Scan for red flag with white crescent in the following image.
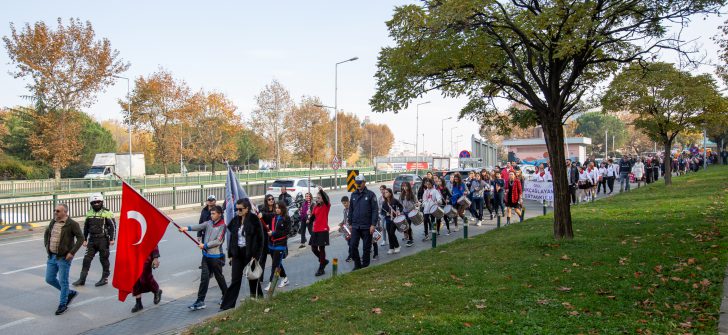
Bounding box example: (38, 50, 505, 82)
(112, 182, 171, 301)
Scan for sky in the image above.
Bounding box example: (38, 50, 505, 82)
(0, 1, 724, 159)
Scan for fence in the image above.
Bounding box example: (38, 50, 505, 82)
(0, 167, 373, 198)
(0, 170, 400, 232)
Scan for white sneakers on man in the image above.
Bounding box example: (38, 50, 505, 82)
(394, 247, 400, 254)
(278, 277, 289, 288)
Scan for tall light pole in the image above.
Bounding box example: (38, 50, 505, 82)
(113, 75, 132, 179)
(415, 101, 431, 176)
(441, 117, 452, 156)
(450, 126, 458, 157)
(334, 56, 358, 189)
(605, 130, 608, 160)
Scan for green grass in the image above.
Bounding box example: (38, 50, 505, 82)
(189, 166, 728, 335)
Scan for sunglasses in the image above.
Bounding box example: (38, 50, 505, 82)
(54, 209, 63, 213)
(267, 198, 274, 201)
(236, 207, 245, 212)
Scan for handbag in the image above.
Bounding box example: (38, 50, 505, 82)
(243, 258, 263, 280)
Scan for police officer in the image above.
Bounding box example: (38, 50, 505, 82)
(73, 193, 116, 287)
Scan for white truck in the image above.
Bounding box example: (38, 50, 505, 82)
(84, 153, 146, 179)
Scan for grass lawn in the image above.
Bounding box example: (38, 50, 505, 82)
(189, 166, 728, 334)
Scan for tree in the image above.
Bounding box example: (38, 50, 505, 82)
(575, 112, 627, 157)
(602, 62, 726, 185)
(120, 68, 189, 177)
(3, 18, 129, 181)
(62, 111, 117, 178)
(184, 91, 239, 174)
(27, 101, 84, 181)
(361, 123, 395, 161)
(234, 127, 267, 168)
(286, 96, 332, 165)
(334, 111, 362, 164)
(251, 80, 293, 169)
(1, 107, 35, 161)
(370, 0, 723, 239)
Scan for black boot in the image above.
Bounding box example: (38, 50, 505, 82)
(72, 272, 87, 286)
(315, 263, 325, 276)
(131, 298, 143, 313)
(154, 289, 163, 305)
(95, 277, 108, 287)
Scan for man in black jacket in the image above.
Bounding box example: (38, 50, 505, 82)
(619, 156, 633, 192)
(348, 175, 379, 270)
(566, 159, 579, 204)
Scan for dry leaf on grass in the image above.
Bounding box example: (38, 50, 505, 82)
(463, 322, 472, 327)
(310, 296, 319, 302)
(403, 282, 413, 287)
(556, 286, 572, 292)
(560, 255, 570, 260)
(264, 308, 271, 313)
(371, 307, 382, 314)
(475, 304, 486, 309)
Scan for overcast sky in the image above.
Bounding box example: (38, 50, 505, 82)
(0, 1, 723, 158)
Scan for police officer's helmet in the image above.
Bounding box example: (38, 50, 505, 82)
(89, 193, 104, 204)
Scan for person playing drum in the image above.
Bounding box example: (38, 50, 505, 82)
(450, 173, 469, 231)
(421, 179, 442, 238)
(399, 181, 418, 246)
(434, 176, 453, 235)
(381, 188, 403, 254)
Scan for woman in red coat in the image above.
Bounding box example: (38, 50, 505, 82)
(307, 187, 331, 276)
(504, 171, 524, 224)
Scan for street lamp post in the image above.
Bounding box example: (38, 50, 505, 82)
(441, 117, 452, 156)
(415, 101, 431, 176)
(334, 56, 358, 189)
(450, 126, 458, 157)
(113, 75, 132, 179)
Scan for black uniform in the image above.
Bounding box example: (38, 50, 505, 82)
(78, 208, 116, 284)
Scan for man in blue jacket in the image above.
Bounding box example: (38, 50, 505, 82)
(347, 175, 379, 270)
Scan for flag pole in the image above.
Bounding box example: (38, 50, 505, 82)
(113, 173, 200, 246)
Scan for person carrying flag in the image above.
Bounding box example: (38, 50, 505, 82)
(178, 205, 228, 311)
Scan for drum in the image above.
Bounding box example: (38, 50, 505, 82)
(444, 205, 457, 218)
(372, 229, 383, 242)
(457, 195, 472, 208)
(338, 225, 351, 240)
(407, 209, 424, 226)
(433, 206, 445, 219)
(393, 215, 409, 232)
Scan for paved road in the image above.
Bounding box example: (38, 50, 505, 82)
(0, 180, 635, 335)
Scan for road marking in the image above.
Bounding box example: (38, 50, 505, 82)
(0, 317, 35, 330)
(0, 237, 43, 247)
(172, 269, 195, 277)
(2, 264, 46, 275)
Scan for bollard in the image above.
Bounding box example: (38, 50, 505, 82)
(431, 230, 437, 248)
(267, 267, 280, 300)
(543, 200, 547, 215)
(332, 258, 338, 277)
(497, 215, 501, 228)
(520, 206, 525, 223)
(463, 224, 468, 239)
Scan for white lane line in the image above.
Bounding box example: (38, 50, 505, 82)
(0, 237, 43, 247)
(0, 317, 35, 330)
(171, 269, 195, 277)
(2, 264, 46, 275)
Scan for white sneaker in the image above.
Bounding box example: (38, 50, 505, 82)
(454, 227, 460, 232)
(477, 220, 482, 226)
(277, 277, 289, 288)
(380, 241, 387, 246)
(387, 249, 393, 255)
(394, 247, 400, 254)
(263, 282, 271, 291)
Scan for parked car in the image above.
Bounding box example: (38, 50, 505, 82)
(392, 174, 422, 194)
(267, 178, 319, 199)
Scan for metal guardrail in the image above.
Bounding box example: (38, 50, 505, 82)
(0, 167, 374, 198)
(0, 170, 400, 232)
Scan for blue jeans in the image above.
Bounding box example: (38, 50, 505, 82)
(45, 254, 74, 306)
(469, 197, 484, 220)
(619, 172, 630, 191)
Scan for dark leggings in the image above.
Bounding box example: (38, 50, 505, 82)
(484, 193, 494, 214)
(385, 220, 400, 249)
(493, 192, 505, 215)
(436, 215, 450, 233)
(311, 245, 326, 265)
(424, 214, 435, 236)
(269, 250, 287, 281)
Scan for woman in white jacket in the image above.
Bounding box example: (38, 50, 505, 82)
(421, 179, 442, 239)
(632, 158, 645, 188)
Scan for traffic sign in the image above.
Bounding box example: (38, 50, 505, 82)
(346, 170, 359, 192)
(331, 156, 341, 170)
(459, 150, 471, 158)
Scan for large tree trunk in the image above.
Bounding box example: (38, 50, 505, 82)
(542, 120, 574, 240)
(663, 139, 673, 186)
(54, 168, 62, 188)
(211, 161, 216, 176)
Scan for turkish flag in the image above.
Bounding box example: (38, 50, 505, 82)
(112, 182, 171, 301)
